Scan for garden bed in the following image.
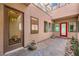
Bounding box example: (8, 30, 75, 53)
(65, 37, 79, 56)
(65, 39, 74, 56)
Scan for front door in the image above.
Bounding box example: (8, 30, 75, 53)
(4, 6, 24, 53)
(60, 22, 67, 37)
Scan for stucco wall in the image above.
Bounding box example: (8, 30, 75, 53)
(53, 17, 78, 38)
(24, 4, 52, 46)
(0, 3, 52, 54)
(68, 32, 77, 38)
(50, 3, 79, 19)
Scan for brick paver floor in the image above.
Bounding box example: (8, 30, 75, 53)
(5, 38, 68, 56)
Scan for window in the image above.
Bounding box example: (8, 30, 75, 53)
(49, 23, 51, 32)
(51, 3, 59, 10)
(7, 8, 23, 45)
(31, 16, 39, 34)
(59, 3, 66, 7)
(44, 21, 49, 32)
(55, 24, 59, 32)
(69, 22, 76, 32)
(52, 23, 55, 32)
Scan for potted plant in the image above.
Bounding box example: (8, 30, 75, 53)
(28, 40, 37, 51)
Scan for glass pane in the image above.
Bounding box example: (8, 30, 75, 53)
(61, 24, 66, 35)
(70, 25, 73, 32)
(55, 24, 59, 32)
(59, 3, 66, 7)
(8, 9, 22, 45)
(52, 23, 54, 32)
(69, 22, 76, 32)
(46, 22, 48, 32)
(32, 24, 38, 31)
(44, 21, 49, 32)
(31, 17, 38, 34)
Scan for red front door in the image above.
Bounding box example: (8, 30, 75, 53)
(60, 22, 68, 37)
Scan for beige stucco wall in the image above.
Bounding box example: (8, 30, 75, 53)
(53, 17, 78, 38)
(53, 32, 60, 37)
(50, 3, 79, 19)
(0, 3, 52, 54)
(24, 4, 52, 46)
(51, 3, 79, 40)
(68, 32, 77, 38)
(6, 3, 52, 48)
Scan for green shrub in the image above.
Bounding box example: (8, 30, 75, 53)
(72, 43, 76, 49)
(71, 36, 79, 56)
(74, 46, 79, 56)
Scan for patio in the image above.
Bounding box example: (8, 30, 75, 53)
(4, 38, 68, 56)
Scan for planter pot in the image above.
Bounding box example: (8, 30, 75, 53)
(28, 45, 37, 50)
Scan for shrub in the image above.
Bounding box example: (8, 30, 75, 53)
(71, 36, 79, 56)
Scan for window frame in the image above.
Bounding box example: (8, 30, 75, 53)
(30, 16, 39, 34)
(44, 21, 49, 32)
(68, 21, 76, 32)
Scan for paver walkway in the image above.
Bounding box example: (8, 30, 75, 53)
(5, 38, 68, 56)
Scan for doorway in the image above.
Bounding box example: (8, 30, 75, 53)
(4, 6, 24, 53)
(60, 22, 67, 37)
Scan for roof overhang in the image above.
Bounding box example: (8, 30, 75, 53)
(52, 14, 79, 21)
(24, 3, 30, 6)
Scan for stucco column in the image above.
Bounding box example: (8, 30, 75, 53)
(51, 20, 54, 37)
(77, 16, 79, 42)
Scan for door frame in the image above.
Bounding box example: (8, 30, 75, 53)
(60, 22, 68, 37)
(3, 5, 24, 53)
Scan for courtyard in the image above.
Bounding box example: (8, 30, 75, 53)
(5, 38, 68, 56)
(0, 3, 79, 56)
